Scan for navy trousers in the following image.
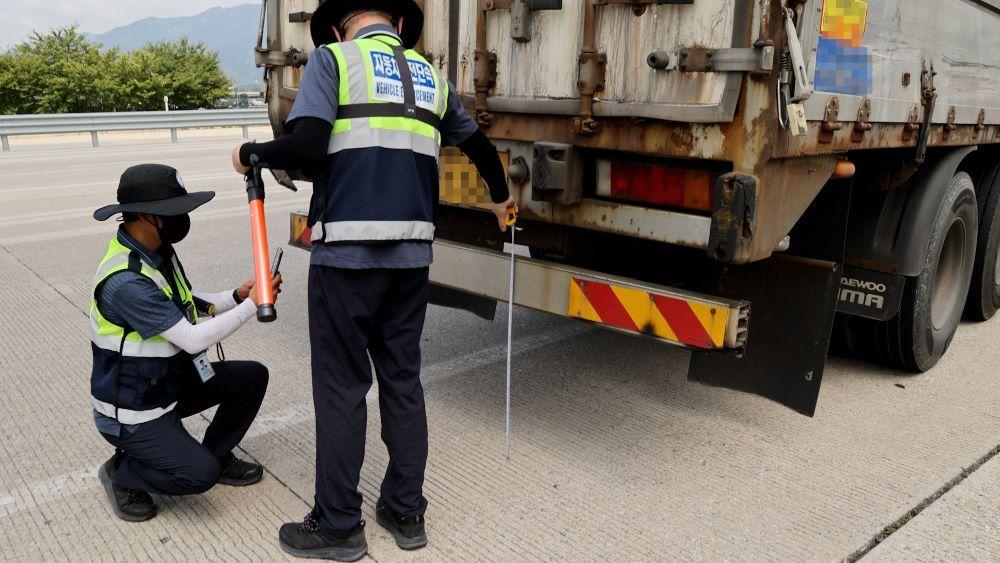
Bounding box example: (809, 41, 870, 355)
(100, 360, 269, 495)
(308, 265, 430, 534)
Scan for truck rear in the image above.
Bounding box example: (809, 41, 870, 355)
(257, 0, 1000, 415)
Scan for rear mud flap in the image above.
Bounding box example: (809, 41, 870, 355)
(688, 180, 853, 416)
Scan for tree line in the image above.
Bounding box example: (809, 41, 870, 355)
(0, 27, 232, 114)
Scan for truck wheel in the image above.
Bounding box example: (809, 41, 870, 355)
(883, 172, 978, 372)
(965, 162, 1000, 321)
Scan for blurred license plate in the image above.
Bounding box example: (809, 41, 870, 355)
(439, 147, 509, 209)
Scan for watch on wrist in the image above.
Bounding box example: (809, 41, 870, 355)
(233, 288, 244, 305)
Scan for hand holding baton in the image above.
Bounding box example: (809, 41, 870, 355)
(245, 156, 276, 322)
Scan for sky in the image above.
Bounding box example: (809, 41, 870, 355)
(1, 0, 253, 48)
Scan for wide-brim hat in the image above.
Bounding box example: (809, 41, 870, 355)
(94, 164, 215, 221)
(310, 0, 424, 49)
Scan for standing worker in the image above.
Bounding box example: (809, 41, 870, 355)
(90, 164, 282, 521)
(232, 0, 514, 559)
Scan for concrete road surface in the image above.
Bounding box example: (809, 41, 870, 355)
(0, 129, 997, 561)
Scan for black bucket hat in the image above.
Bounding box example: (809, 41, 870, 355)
(93, 164, 215, 221)
(310, 0, 424, 49)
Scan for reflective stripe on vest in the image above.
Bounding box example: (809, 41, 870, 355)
(89, 236, 197, 422)
(92, 398, 179, 426)
(309, 219, 436, 243)
(325, 37, 448, 159)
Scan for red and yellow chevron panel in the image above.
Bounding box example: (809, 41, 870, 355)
(568, 277, 730, 350)
(289, 211, 313, 250)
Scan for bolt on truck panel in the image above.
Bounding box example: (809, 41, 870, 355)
(263, 0, 1000, 415)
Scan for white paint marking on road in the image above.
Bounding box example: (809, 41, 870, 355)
(0, 467, 98, 519)
(0, 189, 263, 229)
(0, 200, 306, 246)
(0, 324, 586, 519)
(0, 173, 237, 197)
(422, 322, 589, 384)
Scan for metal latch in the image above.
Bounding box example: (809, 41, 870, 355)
(915, 62, 938, 163)
(783, 7, 813, 102)
(484, 0, 563, 43)
(648, 47, 774, 73)
(254, 48, 308, 68)
(595, 0, 695, 17)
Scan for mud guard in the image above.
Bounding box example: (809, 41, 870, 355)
(688, 180, 853, 417)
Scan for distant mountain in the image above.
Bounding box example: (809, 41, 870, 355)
(87, 4, 263, 89)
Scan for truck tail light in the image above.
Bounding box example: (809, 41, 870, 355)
(596, 160, 715, 212)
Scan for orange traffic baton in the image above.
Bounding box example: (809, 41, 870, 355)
(245, 160, 276, 322)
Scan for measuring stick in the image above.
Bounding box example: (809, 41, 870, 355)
(504, 209, 518, 460)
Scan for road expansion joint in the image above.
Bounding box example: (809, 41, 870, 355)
(847, 443, 1000, 561)
(0, 243, 85, 317)
(195, 411, 313, 513)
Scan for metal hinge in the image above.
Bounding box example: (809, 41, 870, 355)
(903, 105, 921, 142)
(943, 106, 958, 140)
(915, 62, 938, 163)
(649, 46, 775, 73)
(573, 50, 607, 135)
(818, 97, 841, 144)
(473, 50, 499, 126)
(852, 98, 872, 143)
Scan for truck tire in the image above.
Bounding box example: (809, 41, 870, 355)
(883, 172, 978, 371)
(965, 161, 1000, 321)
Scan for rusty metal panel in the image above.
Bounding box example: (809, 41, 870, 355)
(265, 0, 999, 270)
(422, 0, 748, 122)
(595, 3, 735, 107)
(800, 0, 1000, 126)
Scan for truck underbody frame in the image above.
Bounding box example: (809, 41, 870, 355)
(269, 0, 1000, 415)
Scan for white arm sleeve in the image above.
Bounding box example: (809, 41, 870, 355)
(160, 300, 256, 354)
(193, 289, 239, 314)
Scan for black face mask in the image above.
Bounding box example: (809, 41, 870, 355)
(147, 215, 191, 245)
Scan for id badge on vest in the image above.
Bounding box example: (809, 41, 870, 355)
(193, 351, 215, 383)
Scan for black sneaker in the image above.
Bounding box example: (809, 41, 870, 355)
(375, 497, 427, 550)
(218, 454, 264, 486)
(97, 456, 157, 522)
(279, 507, 368, 561)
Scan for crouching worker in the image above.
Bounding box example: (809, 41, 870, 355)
(89, 164, 282, 522)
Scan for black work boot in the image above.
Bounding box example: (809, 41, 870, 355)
(217, 454, 264, 486)
(375, 497, 427, 550)
(97, 455, 157, 522)
(279, 507, 367, 561)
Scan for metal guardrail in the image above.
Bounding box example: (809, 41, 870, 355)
(0, 109, 270, 151)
